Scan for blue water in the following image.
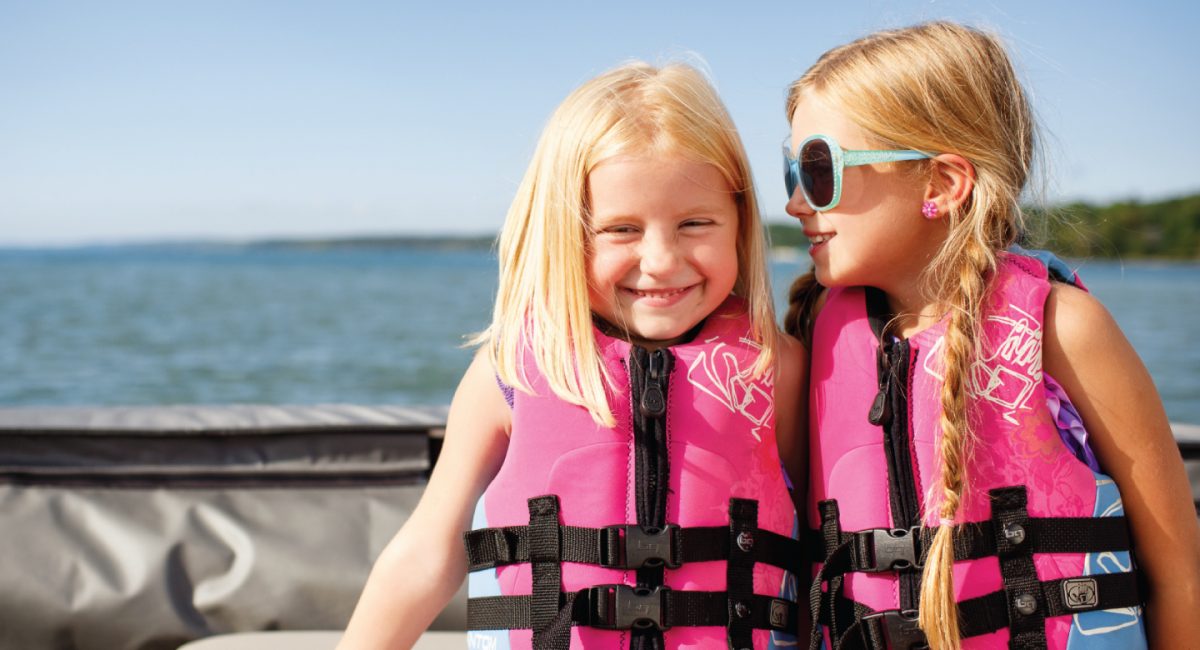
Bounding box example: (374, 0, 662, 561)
(1, 247, 1197, 424)
(0, 247, 495, 407)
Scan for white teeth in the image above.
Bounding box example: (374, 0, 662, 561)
(632, 287, 686, 298)
(809, 234, 834, 245)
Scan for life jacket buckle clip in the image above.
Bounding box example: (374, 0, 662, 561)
(860, 609, 927, 650)
(603, 524, 681, 569)
(864, 527, 923, 572)
(589, 584, 671, 631)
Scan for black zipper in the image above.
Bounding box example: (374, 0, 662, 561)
(628, 345, 673, 650)
(871, 338, 919, 529)
(865, 288, 923, 609)
(631, 346, 673, 528)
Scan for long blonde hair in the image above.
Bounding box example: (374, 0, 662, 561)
(478, 61, 777, 427)
(785, 22, 1036, 649)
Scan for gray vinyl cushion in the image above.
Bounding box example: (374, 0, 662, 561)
(0, 404, 462, 650)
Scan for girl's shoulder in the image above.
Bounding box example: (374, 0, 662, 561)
(1043, 280, 1118, 359)
(451, 347, 514, 438)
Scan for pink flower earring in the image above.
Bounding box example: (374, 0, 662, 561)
(921, 201, 939, 219)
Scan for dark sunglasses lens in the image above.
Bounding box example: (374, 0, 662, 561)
(800, 139, 834, 208)
(784, 154, 799, 199)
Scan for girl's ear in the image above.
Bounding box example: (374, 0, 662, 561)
(924, 154, 975, 217)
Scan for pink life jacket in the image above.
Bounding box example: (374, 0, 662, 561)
(465, 296, 801, 650)
(807, 254, 1146, 649)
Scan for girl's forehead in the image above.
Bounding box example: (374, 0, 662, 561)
(589, 154, 732, 195)
(789, 93, 869, 148)
(585, 155, 738, 221)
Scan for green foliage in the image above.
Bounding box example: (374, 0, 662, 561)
(766, 192, 1200, 259)
(765, 221, 809, 249)
(1028, 194, 1200, 259)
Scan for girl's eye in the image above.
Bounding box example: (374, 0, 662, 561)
(682, 219, 715, 229)
(600, 225, 639, 235)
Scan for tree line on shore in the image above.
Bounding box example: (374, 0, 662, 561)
(767, 192, 1200, 260)
(214, 192, 1198, 260)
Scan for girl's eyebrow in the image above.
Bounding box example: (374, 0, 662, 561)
(590, 204, 730, 222)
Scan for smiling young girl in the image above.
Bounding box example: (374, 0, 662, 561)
(337, 61, 807, 650)
(782, 22, 1200, 650)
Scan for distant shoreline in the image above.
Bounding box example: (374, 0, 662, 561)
(767, 192, 1200, 261)
(3, 234, 1199, 262)
(249, 234, 496, 252)
(0, 234, 498, 253)
(3, 189, 1197, 259)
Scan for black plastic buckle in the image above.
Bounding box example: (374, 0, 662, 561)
(590, 584, 671, 631)
(603, 525, 680, 569)
(861, 609, 927, 650)
(864, 528, 922, 572)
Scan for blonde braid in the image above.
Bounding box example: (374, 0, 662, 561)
(918, 224, 998, 649)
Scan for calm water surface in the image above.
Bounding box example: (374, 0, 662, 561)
(1, 248, 1197, 423)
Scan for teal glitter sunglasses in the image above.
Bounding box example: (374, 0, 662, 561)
(783, 134, 933, 211)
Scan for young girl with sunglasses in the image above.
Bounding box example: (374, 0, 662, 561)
(336, 61, 808, 650)
(782, 22, 1200, 650)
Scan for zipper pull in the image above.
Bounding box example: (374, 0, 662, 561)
(639, 349, 669, 418)
(868, 381, 891, 426)
(868, 343, 892, 426)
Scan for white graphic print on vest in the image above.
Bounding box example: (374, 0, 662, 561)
(972, 303, 1043, 425)
(685, 336, 773, 440)
(921, 303, 1044, 426)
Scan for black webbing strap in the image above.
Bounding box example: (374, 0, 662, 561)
(808, 499, 847, 650)
(726, 498, 758, 649)
(990, 486, 1046, 649)
(527, 496, 570, 649)
(807, 488, 1145, 650)
(466, 522, 804, 573)
(467, 587, 799, 633)
(808, 541, 853, 650)
(823, 571, 1142, 649)
(836, 608, 923, 650)
(805, 516, 1134, 569)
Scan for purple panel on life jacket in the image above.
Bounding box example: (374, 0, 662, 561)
(1045, 373, 1102, 473)
(494, 374, 514, 409)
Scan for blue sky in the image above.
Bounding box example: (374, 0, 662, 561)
(2, 1, 1197, 245)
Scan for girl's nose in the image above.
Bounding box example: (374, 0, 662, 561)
(639, 233, 680, 275)
(785, 188, 815, 219)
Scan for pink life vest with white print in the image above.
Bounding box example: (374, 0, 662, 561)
(465, 296, 801, 649)
(806, 254, 1146, 649)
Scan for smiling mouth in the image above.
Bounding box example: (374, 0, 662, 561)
(625, 285, 694, 299)
(807, 233, 835, 245)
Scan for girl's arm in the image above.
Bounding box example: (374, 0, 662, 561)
(773, 330, 810, 640)
(774, 331, 809, 496)
(337, 348, 512, 650)
(1043, 283, 1200, 645)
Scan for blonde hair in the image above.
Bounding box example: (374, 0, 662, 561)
(477, 61, 777, 427)
(785, 22, 1036, 649)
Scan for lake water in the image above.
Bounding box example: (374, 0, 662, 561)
(1, 247, 1197, 424)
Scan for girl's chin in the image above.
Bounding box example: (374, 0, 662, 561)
(627, 329, 690, 349)
(812, 267, 834, 287)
